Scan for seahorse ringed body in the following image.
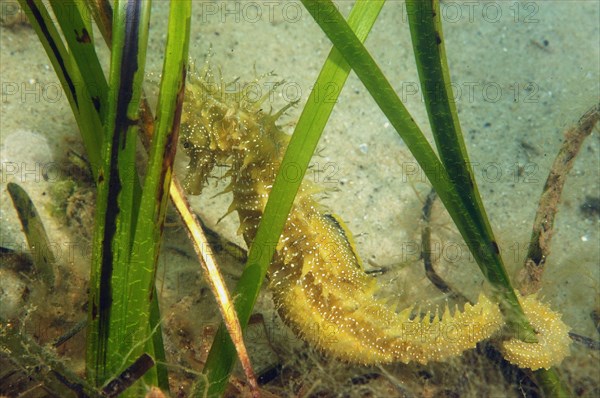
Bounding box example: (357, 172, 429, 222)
(180, 67, 570, 368)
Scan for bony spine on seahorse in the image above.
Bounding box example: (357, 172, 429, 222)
(180, 66, 570, 368)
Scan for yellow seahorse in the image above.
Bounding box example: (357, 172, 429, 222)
(179, 67, 570, 369)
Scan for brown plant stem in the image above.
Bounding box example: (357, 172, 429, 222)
(518, 103, 599, 295)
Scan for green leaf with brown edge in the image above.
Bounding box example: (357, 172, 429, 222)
(126, 0, 191, 394)
(86, 0, 152, 388)
(17, 0, 104, 177)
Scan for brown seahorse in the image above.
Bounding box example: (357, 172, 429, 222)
(179, 66, 570, 368)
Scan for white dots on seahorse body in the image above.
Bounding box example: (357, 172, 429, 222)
(501, 292, 570, 370)
(180, 67, 570, 370)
